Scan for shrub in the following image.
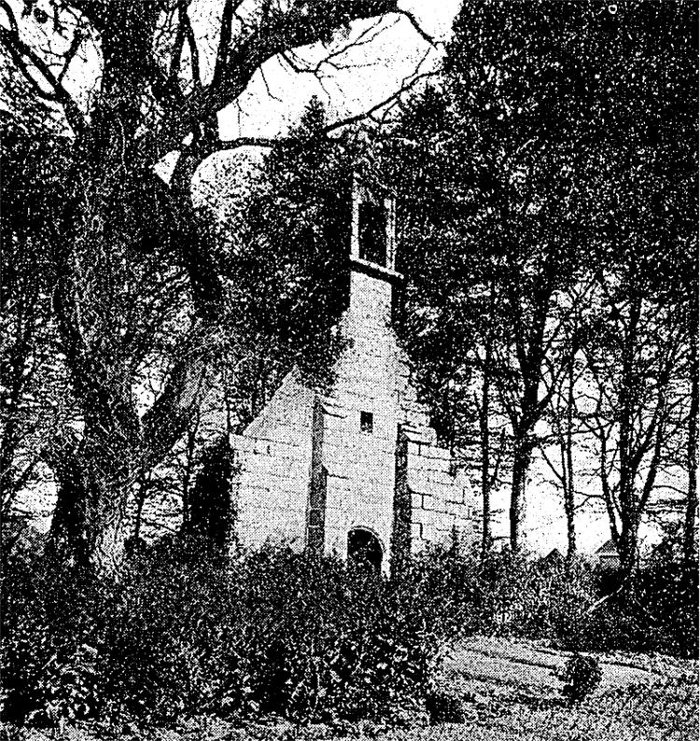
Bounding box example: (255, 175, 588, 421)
(559, 653, 602, 705)
(1, 545, 443, 726)
(401, 547, 597, 644)
(3, 539, 696, 729)
(425, 689, 466, 724)
(575, 542, 699, 658)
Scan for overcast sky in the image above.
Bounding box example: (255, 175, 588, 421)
(216, 1, 462, 141)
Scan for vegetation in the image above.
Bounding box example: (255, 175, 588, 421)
(384, 0, 698, 567)
(0, 0, 697, 736)
(2, 542, 696, 731)
(559, 654, 602, 705)
(2, 546, 444, 727)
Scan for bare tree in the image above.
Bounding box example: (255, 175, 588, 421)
(0, 56, 76, 517)
(579, 285, 689, 573)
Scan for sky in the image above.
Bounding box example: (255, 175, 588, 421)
(216, 2, 462, 141)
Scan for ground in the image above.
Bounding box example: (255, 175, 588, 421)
(2, 637, 697, 741)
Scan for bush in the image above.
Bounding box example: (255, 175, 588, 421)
(401, 546, 597, 644)
(574, 541, 699, 659)
(559, 653, 602, 705)
(1, 545, 443, 726)
(3, 540, 696, 729)
(410, 544, 698, 660)
(425, 689, 466, 724)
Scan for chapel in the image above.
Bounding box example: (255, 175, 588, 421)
(228, 178, 476, 571)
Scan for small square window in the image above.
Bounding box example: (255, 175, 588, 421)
(360, 411, 374, 433)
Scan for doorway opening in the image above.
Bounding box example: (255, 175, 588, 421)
(347, 527, 383, 573)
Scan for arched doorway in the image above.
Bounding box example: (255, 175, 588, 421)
(347, 527, 383, 573)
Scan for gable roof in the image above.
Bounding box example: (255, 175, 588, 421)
(596, 538, 618, 555)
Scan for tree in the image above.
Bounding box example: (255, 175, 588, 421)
(537, 286, 592, 560)
(0, 0, 432, 572)
(389, 0, 697, 556)
(218, 97, 357, 425)
(579, 284, 690, 573)
(571, 0, 698, 571)
(0, 56, 76, 517)
(390, 2, 608, 553)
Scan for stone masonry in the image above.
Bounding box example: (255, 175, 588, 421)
(228, 180, 476, 570)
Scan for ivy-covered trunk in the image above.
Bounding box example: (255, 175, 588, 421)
(684, 328, 699, 566)
(46, 5, 174, 574)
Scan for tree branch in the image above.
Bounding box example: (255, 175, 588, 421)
(145, 0, 399, 160)
(0, 4, 87, 137)
(394, 9, 439, 46)
(141, 320, 219, 467)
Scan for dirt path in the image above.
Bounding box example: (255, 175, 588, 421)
(441, 636, 693, 701)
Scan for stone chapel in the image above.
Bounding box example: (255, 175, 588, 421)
(228, 178, 476, 571)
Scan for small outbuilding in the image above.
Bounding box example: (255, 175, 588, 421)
(594, 538, 621, 569)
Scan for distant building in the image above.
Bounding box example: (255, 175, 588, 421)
(594, 538, 621, 569)
(228, 178, 476, 571)
(538, 548, 565, 570)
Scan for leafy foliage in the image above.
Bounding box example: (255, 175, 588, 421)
(2, 543, 697, 728)
(384, 0, 697, 558)
(1, 547, 443, 726)
(559, 654, 602, 705)
(216, 98, 357, 428)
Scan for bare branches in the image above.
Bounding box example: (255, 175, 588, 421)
(57, 0, 107, 31)
(55, 20, 82, 85)
(148, 0, 400, 159)
(203, 65, 436, 163)
(0, 0, 86, 135)
(323, 69, 436, 135)
(181, 2, 202, 90)
(394, 9, 439, 47)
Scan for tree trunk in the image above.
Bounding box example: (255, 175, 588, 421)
(47, 454, 91, 567)
(510, 434, 533, 552)
(563, 353, 577, 559)
(618, 520, 640, 575)
(684, 331, 698, 564)
(615, 294, 642, 573)
(480, 381, 492, 556)
(480, 292, 494, 556)
(507, 284, 552, 553)
(48, 416, 140, 575)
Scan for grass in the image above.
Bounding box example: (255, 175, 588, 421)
(386, 681, 698, 741)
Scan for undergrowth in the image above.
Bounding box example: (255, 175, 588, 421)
(1, 540, 696, 728)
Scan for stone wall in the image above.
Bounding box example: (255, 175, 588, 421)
(229, 374, 314, 551)
(228, 266, 476, 565)
(405, 432, 473, 553)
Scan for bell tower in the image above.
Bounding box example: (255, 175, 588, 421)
(351, 176, 397, 270)
(348, 177, 401, 331)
